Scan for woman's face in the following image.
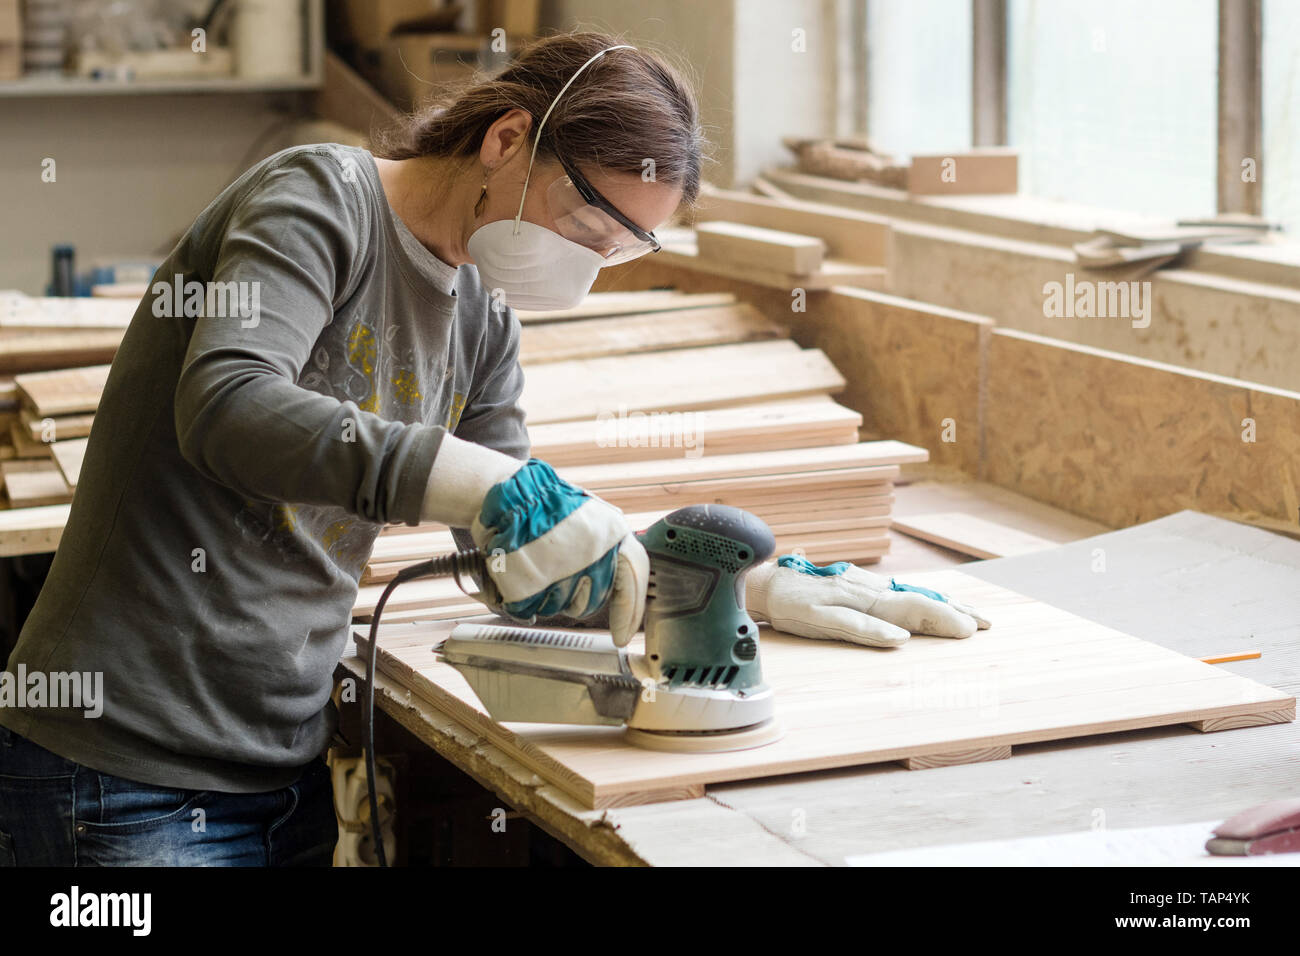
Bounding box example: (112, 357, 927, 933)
(478, 109, 684, 260)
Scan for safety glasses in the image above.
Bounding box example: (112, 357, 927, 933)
(546, 157, 662, 266)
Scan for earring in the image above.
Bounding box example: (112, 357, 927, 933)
(474, 177, 488, 217)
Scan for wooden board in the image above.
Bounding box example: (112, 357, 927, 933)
(19, 408, 94, 442)
(513, 291, 737, 324)
(49, 437, 88, 491)
(527, 397, 862, 467)
(559, 441, 925, 492)
(891, 512, 1058, 560)
(14, 364, 110, 416)
(518, 304, 783, 365)
(694, 221, 826, 276)
(986, 328, 1300, 527)
(355, 569, 1295, 809)
(8, 421, 50, 459)
(653, 229, 886, 292)
(693, 184, 890, 266)
(0, 328, 123, 373)
(2, 460, 71, 507)
(520, 340, 846, 424)
(0, 292, 136, 329)
(0, 503, 68, 556)
(909, 148, 1018, 195)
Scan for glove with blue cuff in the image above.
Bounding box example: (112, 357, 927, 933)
(422, 433, 648, 646)
(745, 554, 991, 648)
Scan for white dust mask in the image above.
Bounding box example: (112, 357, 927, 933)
(467, 219, 605, 311)
(467, 44, 636, 312)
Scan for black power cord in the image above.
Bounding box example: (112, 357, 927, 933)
(363, 549, 486, 868)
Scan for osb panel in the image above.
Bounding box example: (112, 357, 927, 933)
(987, 329, 1300, 527)
(812, 289, 990, 474)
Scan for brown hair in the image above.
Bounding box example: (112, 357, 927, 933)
(373, 32, 704, 205)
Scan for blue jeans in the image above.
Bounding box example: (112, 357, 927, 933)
(0, 725, 337, 866)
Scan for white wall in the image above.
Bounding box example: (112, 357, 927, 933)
(544, 0, 836, 188)
(0, 93, 301, 292)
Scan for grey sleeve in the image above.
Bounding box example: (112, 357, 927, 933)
(173, 150, 442, 526)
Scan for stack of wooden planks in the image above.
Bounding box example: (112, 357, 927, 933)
(0, 291, 931, 587)
(354, 290, 930, 622)
(0, 291, 133, 506)
(0, 364, 107, 506)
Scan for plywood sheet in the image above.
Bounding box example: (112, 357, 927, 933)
(355, 569, 1294, 808)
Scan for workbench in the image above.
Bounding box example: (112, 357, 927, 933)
(337, 505, 1300, 866)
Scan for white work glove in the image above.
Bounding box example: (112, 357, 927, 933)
(746, 555, 991, 648)
(422, 433, 649, 646)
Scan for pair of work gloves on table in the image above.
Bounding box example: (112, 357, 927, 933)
(423, 433, 990, 649)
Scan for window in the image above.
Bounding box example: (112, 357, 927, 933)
(1263, 0, 1300, 236)
(1006, 0, 1218, 219)
(866, 0, 972, 159)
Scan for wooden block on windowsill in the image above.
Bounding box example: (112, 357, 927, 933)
(695, 221, 827, 276)
(656, 229, 886, 292)
(908, 148, 1018, 196)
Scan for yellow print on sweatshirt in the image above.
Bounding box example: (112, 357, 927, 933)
(391, 369, 423, 405)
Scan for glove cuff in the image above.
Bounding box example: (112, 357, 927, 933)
(744, 560, 779, 623)
(420, 432, 525, 527)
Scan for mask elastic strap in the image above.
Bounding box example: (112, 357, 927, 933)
(511, 44, 636, 235)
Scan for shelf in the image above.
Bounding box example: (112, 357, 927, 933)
(0, 74, 322, 97)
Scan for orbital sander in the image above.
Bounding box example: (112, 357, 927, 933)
(360, 503, 781, 865)
(437, 503, 785, 752)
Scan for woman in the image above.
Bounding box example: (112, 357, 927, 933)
(0, 32, 984, 867)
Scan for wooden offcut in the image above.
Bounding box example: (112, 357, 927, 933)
(891, 512, 1058, 560)
(908, 149, 1018, 195)
(15, 364, 110, 416)
(695, 221, 828, 276)
(19, 408, 95, 443)
(693, 184, 890, 266)
(50, 437, 88, 491)
(2, 460, 71, 507)
(354, 569, 1294, 809)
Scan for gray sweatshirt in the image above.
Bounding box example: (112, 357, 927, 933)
(0, 144, 529, 792)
